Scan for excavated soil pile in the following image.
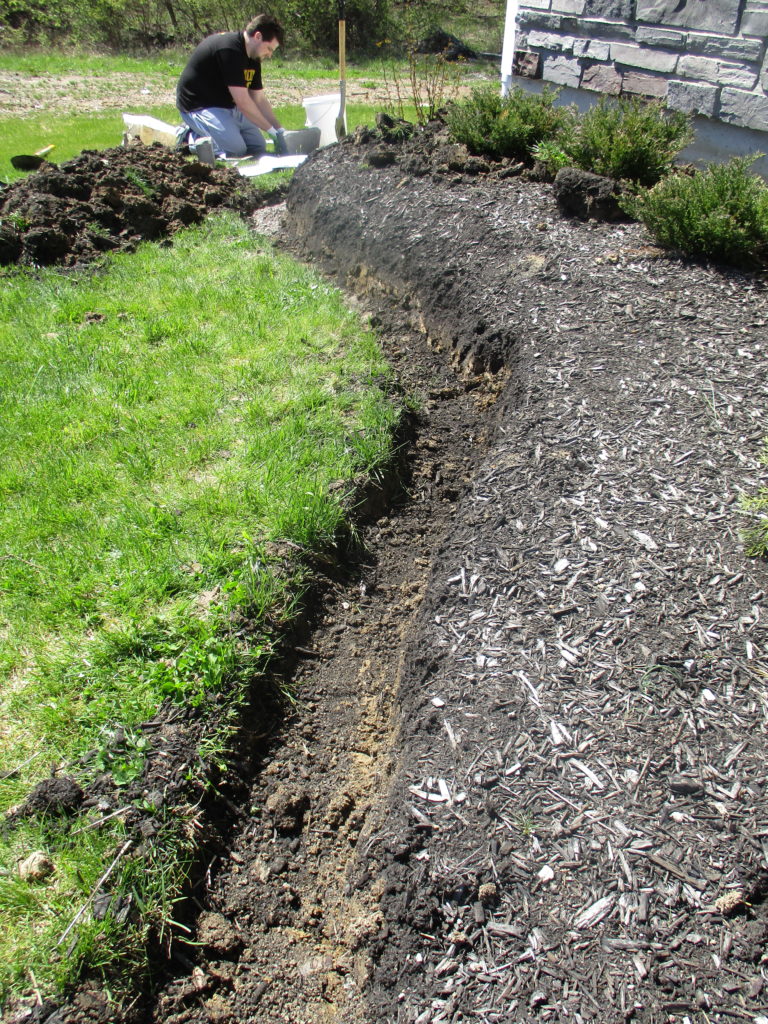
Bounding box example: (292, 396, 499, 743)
(0, 143, 276, 268)
(6, 119, 768, 1024)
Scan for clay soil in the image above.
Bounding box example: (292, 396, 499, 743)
(4, 119, 768, 1024)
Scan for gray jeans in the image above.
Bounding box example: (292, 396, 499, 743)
(179, 107, 267, 158)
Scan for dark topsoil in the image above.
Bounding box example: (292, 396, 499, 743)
(0, 142, 279, 268)
(5, 120, 768, 1024)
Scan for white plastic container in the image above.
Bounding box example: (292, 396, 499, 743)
(281, 127, 321, 155)
(302, 94, 341, 147)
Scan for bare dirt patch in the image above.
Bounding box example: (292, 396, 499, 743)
(0, 71, 402, 119)
(0, 143, 280, 267)
(5, 119, 768, 1024)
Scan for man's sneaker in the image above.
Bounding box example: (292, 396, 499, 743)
(175, 125, 191, 151)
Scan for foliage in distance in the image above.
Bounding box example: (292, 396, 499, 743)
(0, 0, 476, 52)
(0, 212, 400, 1001)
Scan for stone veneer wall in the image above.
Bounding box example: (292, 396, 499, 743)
(513, 0, 768, 134)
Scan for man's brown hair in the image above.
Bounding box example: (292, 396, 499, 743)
(245, 14, 285, 46)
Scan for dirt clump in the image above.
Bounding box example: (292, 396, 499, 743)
(14, 776, 84, 819)
(0, 142, 280, 268)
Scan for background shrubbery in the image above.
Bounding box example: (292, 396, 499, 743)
(0, 0, 484, 52)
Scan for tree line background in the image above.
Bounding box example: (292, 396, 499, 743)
(0, 0, 496, 55)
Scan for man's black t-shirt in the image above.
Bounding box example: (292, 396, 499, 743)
(177, 31, 263, 112)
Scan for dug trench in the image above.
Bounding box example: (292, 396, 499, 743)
(6, 118, 768, 1024)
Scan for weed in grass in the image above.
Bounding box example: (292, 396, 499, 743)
(3, 211, 30, 231)
(742, 435, 768, 557)
(624, 155, 768, 267)
(742, 497, 768, 557)
(123, 168, 155, 198)
(532, 138, 571, 176)
(514, 810, 535, 837)
(92, 724, 150, 787)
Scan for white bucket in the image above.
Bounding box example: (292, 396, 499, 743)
(302, 93, 341, 147)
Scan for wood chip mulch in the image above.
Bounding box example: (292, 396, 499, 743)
(286, 134, 768, 1023)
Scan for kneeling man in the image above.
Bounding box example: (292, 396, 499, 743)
(177, 14, 286, 158)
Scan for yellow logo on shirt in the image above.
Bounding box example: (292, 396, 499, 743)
(244, 69, 255, 87)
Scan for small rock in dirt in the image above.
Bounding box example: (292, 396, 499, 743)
(368, 147, 398, 168)
(196, 912, 242, 958)
(18, 850, 55, 882)
(478, 881, 498, 903)
(0, 223, 23, 264)
(464, 156, 490, 176)
(264, 784, 310, 833)
(269, 855, 289, 875)
(72, 989, 111, 1022)
(325, 791, 354, 829)
(203, 993, 234, 1023)
(298, 954, 334, 978)
(669, 775, 705, 796)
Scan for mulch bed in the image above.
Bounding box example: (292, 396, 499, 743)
(4, 121, 768, 1024)
(284, 121, 768, 1023)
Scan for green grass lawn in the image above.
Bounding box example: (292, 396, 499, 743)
(0, 47, 491, 1005)
(0, 101, 388, 182)
(0, 211, 402, 1003)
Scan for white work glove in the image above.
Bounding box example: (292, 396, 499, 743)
(269, 127, 288, 155)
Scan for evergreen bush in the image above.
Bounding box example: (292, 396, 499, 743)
(446, 84, 574, 162)
(563, 95, 692, 186)
(625, 156, 768, 267)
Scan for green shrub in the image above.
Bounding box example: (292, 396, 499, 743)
(625, 156, 768, 267)
(446, 84, 574, 162)
(563, 96, 692, 186)
(532, 138, 571, 176)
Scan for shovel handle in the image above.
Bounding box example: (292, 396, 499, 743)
(338, 19, 346, 80)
